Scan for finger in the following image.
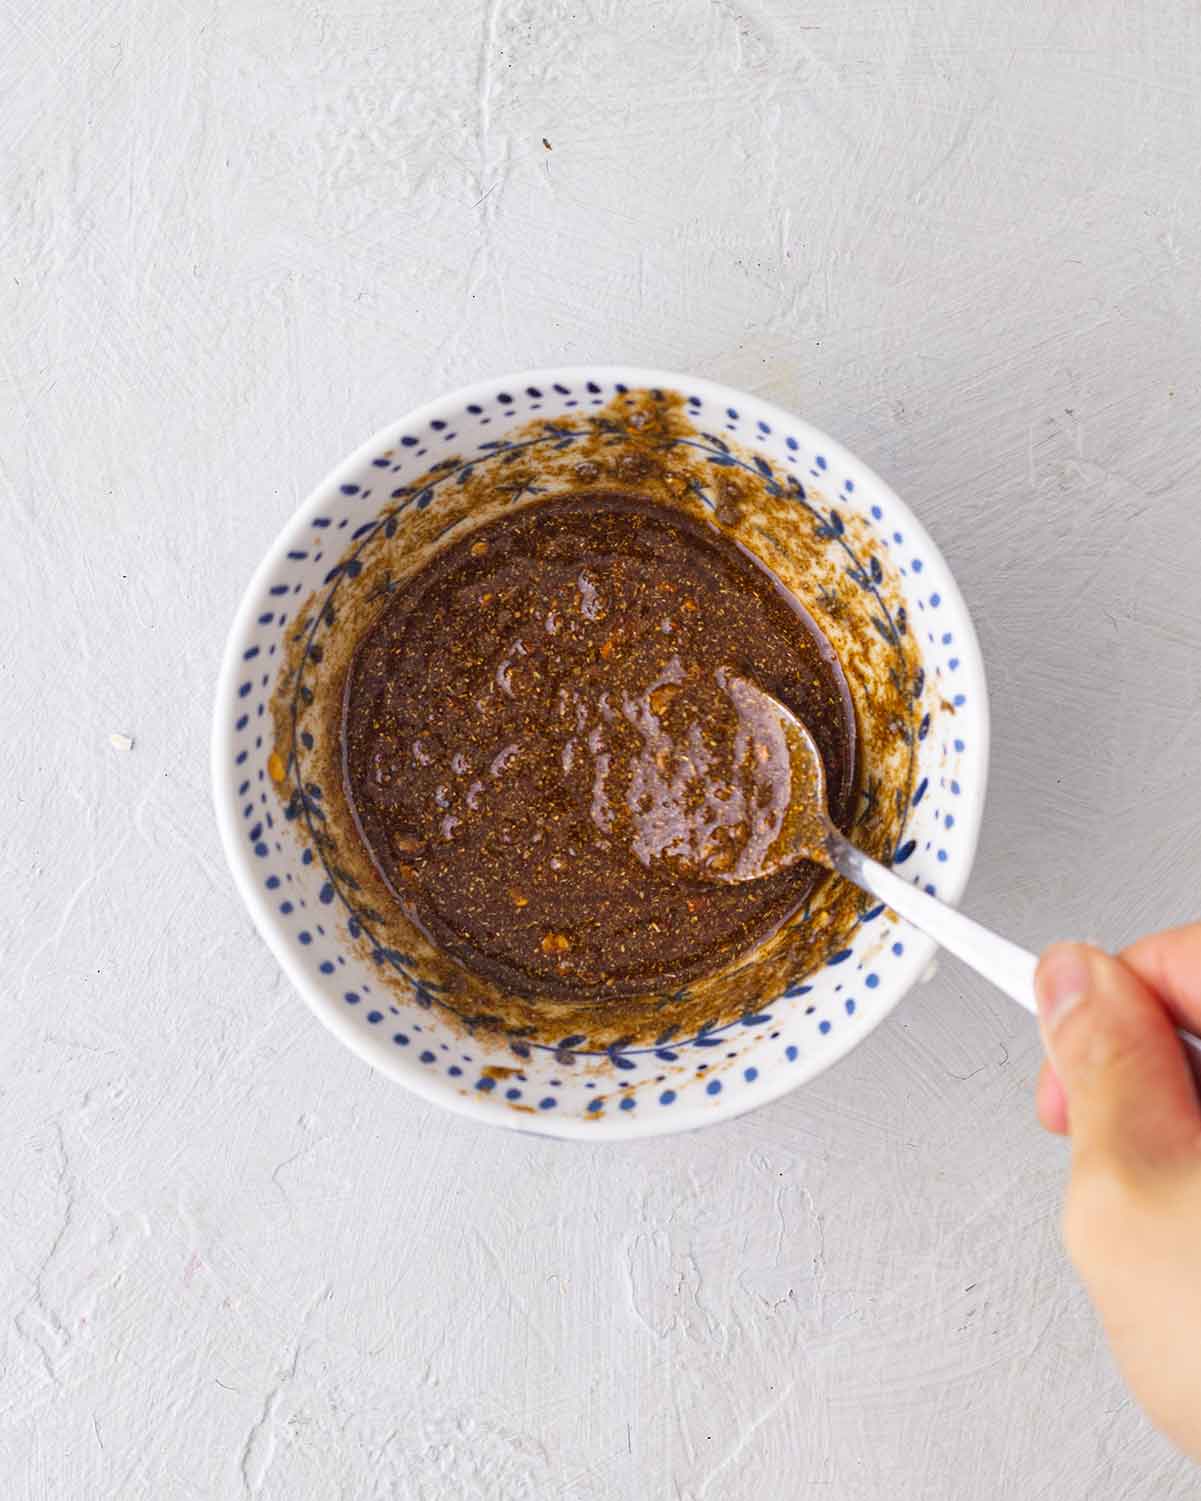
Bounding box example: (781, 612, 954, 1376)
(1121, 923, 1201, 1033)
(1036, 942, 1201, 1171)
(1036, 1058, 1068, 1135)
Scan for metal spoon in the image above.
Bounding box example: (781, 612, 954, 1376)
(707, 677, 1201, 1056)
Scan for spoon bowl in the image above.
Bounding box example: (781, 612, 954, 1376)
(688, 673, 838, 882)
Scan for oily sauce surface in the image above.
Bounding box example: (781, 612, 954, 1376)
(341, 494, 856, 1001)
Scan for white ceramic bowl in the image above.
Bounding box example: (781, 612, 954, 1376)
(212, 367, 988, 1139)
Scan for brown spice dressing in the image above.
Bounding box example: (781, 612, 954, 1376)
(271, 385, 924, 1053)
(341, 493, 856, 1002)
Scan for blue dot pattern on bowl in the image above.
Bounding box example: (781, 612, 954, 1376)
(222, 379, 979, 1125)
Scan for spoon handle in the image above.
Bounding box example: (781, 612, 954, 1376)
(826, 833, 1201, 1058)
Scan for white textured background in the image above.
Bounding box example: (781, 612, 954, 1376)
(4, 1, 1201, 1496)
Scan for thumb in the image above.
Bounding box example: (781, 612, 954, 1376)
(1036, 942, 1201, 1170)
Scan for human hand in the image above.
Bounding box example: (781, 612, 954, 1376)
(1035, 926, 1201, 1461)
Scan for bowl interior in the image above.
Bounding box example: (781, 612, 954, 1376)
(213, 369, 988, 1139)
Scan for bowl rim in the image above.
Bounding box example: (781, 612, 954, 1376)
(212, 364, 991, 1140)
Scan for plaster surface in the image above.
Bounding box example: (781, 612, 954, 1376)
(3, 1, 1201, 1495)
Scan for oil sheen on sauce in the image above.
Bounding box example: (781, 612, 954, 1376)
(341, 493, 856, 1001)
